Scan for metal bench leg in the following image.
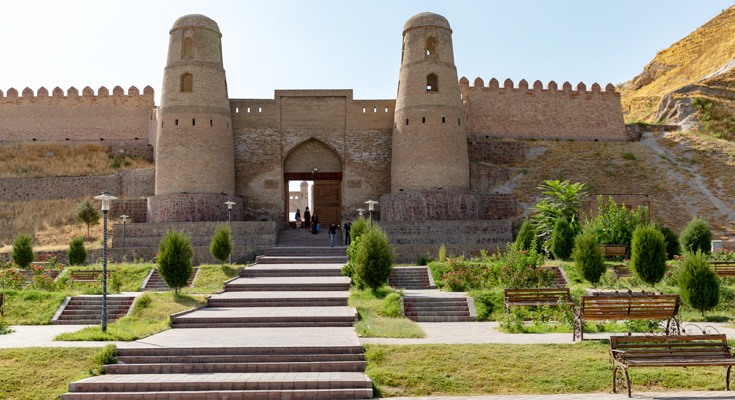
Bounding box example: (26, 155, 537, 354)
(728, 365, 733, 391)
(625, 368, 631, 398)
(612, 365, 617, 393)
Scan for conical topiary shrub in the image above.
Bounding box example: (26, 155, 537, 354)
(679, 250, 720, 316)
(515, 218, 542, 253)
(629, 225, 667, 285)
(157, 231, 194, 294)
(572, 230, 606, 285)
(210, 225, 232, 266)
(12, 234, 34, 269)
(551, 216, 575, 261)
(354, 225, 394, 291)
(679, 218, 712, 254)
(67, 236, 87, 266)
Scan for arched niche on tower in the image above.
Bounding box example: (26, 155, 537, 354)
(283, 138, 343, 173)
(181, 73, 193, 92)
(426, 36, 436, 55)
(427, 73, 439, 92)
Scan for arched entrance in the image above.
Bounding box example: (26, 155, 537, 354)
(283, 139, 343, 229)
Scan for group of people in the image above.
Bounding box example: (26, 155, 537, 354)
(294, 206, 352, 247)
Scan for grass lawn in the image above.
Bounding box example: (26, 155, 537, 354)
(349, 287, 426, 338)
(0, 347, 102, 400)
(1, 290, 71, 325)
(186, 264, 240, 294)
(365, 342, 734, 397)
(55, 292, 206, 341)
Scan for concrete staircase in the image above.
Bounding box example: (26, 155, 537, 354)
(389, 266, 434, 290)
(52, 295, 136, 325)
(62, 246, 371, 399)
(256, 246, 347, 264)
(402, 296, 473, 322)
(141, 268, 199, 291)
(276, 228, 343, 247)
(541, 266, 568, 287)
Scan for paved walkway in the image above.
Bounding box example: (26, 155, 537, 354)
(0, 325, 126, 348)
(389, 393, 735, 399)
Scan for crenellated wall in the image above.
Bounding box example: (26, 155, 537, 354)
(460, 77, 628, 142)
(0, 86, 156, 142)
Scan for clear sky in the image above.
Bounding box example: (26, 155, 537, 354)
(1, 1, 733, 102)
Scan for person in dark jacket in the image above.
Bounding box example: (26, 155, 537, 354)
(328, 223, 337, 247)
(311, 213, 319, 234)
(304, 207, 311, 230)
(344, 219, 352, 246)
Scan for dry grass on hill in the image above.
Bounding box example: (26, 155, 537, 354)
(0, 142, 153, 179)
(0, 198, 111, 251)
(505, 134, 735, 239)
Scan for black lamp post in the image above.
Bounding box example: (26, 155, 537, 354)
(94, 192, 117, 332)
(225, 200, 236, 265)
(120, 214, 128, 261)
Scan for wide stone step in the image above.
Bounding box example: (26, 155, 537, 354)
(224, 277, 351, 292)
(404, 311, 470, 317)
(61, 388, 372, 400)
(105, 360, 367, 374)
(170, 307, 357, 329)
(208, 298, 348, 307)
(255, 256, 347, 264)
(403, 306, 469, 312)
(116, 353, 365, 365)
(403, 298, 467, 303)
(117, 345, 365, 357)
(65, 372, 371, 393)
(264, 246, 347, 256)
(410, 316, 473, 322)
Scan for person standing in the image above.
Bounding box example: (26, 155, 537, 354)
(344, 219, 352, 246)
(311, 213, 319, 235)
(328, 223, 337, 247)
(294, 209, 301, 230)
(304, 207, 311, 231)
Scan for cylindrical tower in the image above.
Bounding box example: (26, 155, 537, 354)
(390, 12, 469, 192)
(149, 14, 241, 223)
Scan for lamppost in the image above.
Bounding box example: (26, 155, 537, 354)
(225, 200, 236, 265)
(94, 192, 117, 333)
(364, 200, 378, 229)
(356, 208, 365, 216)
(119, 215, 129, 261)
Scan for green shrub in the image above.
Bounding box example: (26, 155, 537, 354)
(379, 293, 402, 317)
(550, 217, 574, 261)
(658, 226, 680, 259)
(679, 218, 712, 254)
(354, 226, 394, 291)
(210, 225, 232, 265)
(67, 236, 87, 266)
(349, 216, 369, 242)
(572, 230, 606, 285)
(679, 250, 720, 316)
(584, 195, 650, 248)
(515, 218, 541, 253)
(12, 234, 34, 269)
(157, 231, 194, 293)
(470, 290, 505, 321)
(416, 253, 435, 266)
(74, 199, 100, 239)
(427, 261, 444, 286)
(439, 245, 446, 262)
(629, 225, 667, 285)
(342, 236, 361, 285)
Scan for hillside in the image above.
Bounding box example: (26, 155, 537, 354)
(620, 6, 735, 131)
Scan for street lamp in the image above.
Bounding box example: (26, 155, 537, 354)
(225, 200, 236, 265)
(364, 200, 378, 229)
(119, 215, 129, 261)
(94, 192, 117, 333)
(356, 208, 365, 216)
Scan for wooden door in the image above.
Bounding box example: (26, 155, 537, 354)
(313, 181, 341, 228)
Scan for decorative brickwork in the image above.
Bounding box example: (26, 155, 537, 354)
(460, 78, 627, 142)
(147, 194, 244, 223)
(110, 199, 148, 224)
(111, 221, 277, 249)
(0, 169, 154, 202)
(470, 164, 513, 192)
(380, 191, 483, 221)
(467, 141, 526, 164)
(481, 193, 518, 220)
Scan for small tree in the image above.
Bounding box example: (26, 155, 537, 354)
(629, 225, 667, 285)
(12, 234, 34, 269)
(350, 215, 369, 242)
(515, 218, 542, 253)
(67, 236, 87, 266)
(74, 199, 100, 239)
(157, 231, 193, 294)
(658, 226, 680, 260)
(551, 216, 575, 261)
(531, 180, 587, 247)
(679, 218, 712, 254)
(210, 225, 232, 266)
(354, 225, 394, 291)
(572, 230, 606, 285)
(679, 250, 720, 316)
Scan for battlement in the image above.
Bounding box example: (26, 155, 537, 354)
(459, 77, 618, 97)
(0, 85, 154, 100)
(459, 76, 627, 142)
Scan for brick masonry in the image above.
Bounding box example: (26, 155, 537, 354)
(147, 194, 244, 223)
(470, 164, 512, 192)
(467, 141, 526, 164)
(110, 199, 148, 224)
(481, 193, 517, 220)
(0, 169, 154, 202)
(111, 221, 277, 248)
(381, 220, 513, 262)
(380, 191, 518, 222)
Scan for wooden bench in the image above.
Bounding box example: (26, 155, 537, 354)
(504, 288, 574, 313)
(602, 245, 627, 259)
(610, 334, 735, 397)
(70, 269, 103, 282)
(574, 292, 680, 341)
(712, 261, 735, 277)
(613, 265, 632, 278)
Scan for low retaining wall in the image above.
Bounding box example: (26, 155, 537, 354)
(470, 164, 513, 193)
(625, 124, 679, 141)
(111, 221, 277, 248)
(147, 194, 244, 223)
(110, 199, 148, 224)
(0, 168, 154, 202)
(467, 140, 526, 164)
(380, 191, 517, 222)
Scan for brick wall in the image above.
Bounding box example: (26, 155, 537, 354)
(467, 141, 526, 164)
(470, 164, 512, 192)
(110, 199, 148, 224)
(147, 194, 244, 223)
(0, 169, 154, 202)
(380, 191, 483, 221)
(381, 220, 513, 263)
(481, 194, 518, 220)
(0, 86, 155, 142)
(460, 78, 627, 142)
(111, 221, 277, 249)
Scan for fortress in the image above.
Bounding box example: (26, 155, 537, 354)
(0, 13, 629, 262)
